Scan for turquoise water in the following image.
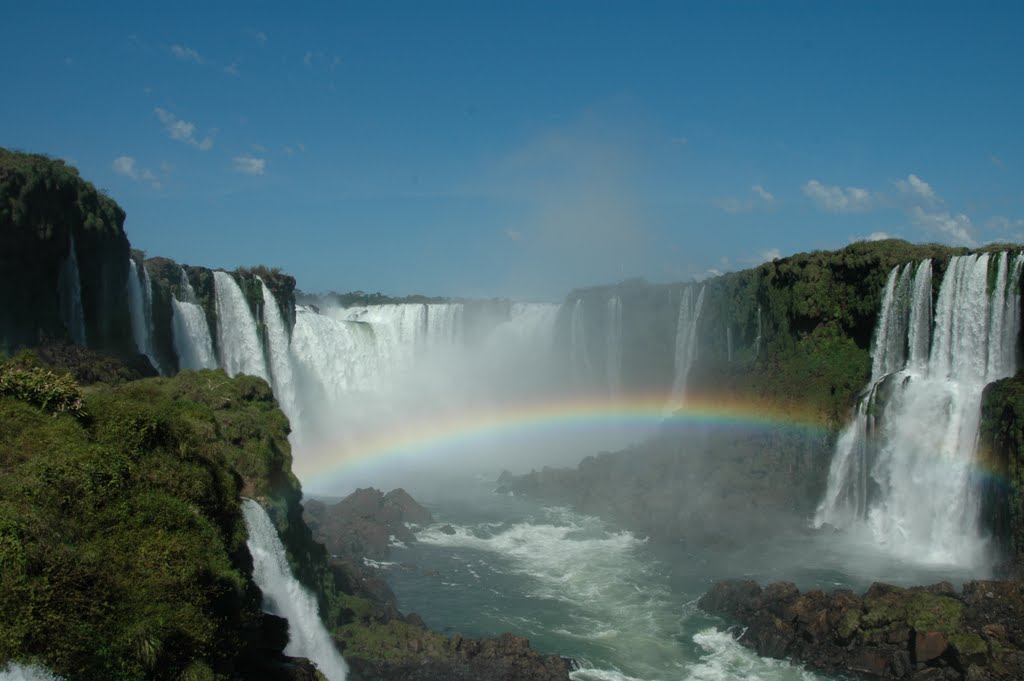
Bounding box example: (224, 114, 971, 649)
(371, 476, 982, 681)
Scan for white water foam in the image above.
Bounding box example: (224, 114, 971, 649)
(259, 277, 300, 424)
(0, 664, 63, 681)
(816, 253, 1024, 567)
(242, 499, 348, 681)
(171, 268, 217, 370)
(213, 271, 270, 381)
(668, 285, 705, 407)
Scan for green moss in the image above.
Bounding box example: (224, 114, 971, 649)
(339, 620, 449, 664)
(949, 632, 988, 657)
(837, 608, 861, 639)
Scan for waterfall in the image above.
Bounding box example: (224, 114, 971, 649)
(668, 285, 705, 406)
(58, 234, 86, 345)
(127, 259, 162, 372)
(213, 271, 270, 381)
(569, 299, 592, 389)
(754, 305, 762, 357)
(606, 296, 623, 398)
(259, 278, 300, 423)
(0, 664, 63, 681)
(814, 253, 1023, 566)
(171, 268, 217, 370)
(241, 499, 348, 681)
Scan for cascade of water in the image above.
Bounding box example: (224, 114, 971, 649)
(606, 296, 623, 399)
(126, 259, 163, 372)
(425, 303, 464, 349)
(241, 499, 348, 681)
(668, 285, 705, 405)
(726, 326, 733, 362)
(171, 267, 218, 371)
(569, 299, 592, 390)
(213, 271, 270, 381)
(755, 305, 762, 357)
(58, 234, 87, 345)
(259, 278, 300, 423)
(815, 253, 1023, 566)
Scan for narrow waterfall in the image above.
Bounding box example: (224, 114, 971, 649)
(259, 278, 300, 423)
(815, 253, 1024, 566)
(127, 259, 164, 373)
(569, 299, 592, 390)
(754, 305, 762, 357)
(58, 235, 86, 345)
(241, 499, 348, 681)
(171, 268, 217, 370)
(606, 296, 623, 398)
(213, 271, 270, 381)
(668, 285, 705, 406)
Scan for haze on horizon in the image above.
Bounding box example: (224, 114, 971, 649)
(2, 2, 1022, 300)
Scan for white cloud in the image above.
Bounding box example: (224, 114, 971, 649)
(505, 229, 523, 241)
(234, 155, 266, 175)
(223, 62, 240, 77)
(714, 197, 748, 214)
(155, 108, 215, 150)
(170, 44, 204, 64)
(761, 248, 781, 262)
(255, 31, 267, 46)
(895, 174, 938, 205)
(910, 206, 975, 245)
(752, 184, 775, 203)
(304, 50, 315, 67)
(112, 156, 161, 188)
(802, 180, 873, 212)
(987, 216, 1024, 232)
(715, 185, 776, 214)
(112, 156, 135, 177)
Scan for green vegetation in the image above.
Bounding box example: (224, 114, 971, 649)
(0, 149, 124, 240)
(0, 357, 351, 680)
(1, 149, 133, 355)
(979, 372, 1024, 559)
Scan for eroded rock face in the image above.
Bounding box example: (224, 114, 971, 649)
(698, 580, 1024, 680)
(304, 488, 433, 560)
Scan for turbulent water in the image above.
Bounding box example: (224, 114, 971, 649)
(242, 499, 348, 681)
(0, 664, 63, 681)
(370, 477, 977, 681)
(816, 252, 1024, 567)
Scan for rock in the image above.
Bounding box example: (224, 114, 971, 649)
(384, 488, 433, 524)
(440, 524, 456, 535)
(304, 487, 433, 560)
(700, 578, 1024, 681)
(915, 631, 948, 663)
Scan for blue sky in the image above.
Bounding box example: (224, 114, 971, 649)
(3, 1, 1022, 299)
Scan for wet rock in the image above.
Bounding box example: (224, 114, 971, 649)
(699, 578, 1024, 680)
(304, 487, 433, 560)
(440, 524, 456, 535)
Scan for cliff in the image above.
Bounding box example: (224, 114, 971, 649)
(0, 149, 133, 356)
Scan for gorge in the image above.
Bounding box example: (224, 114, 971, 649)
(4, 149, 1024, 680)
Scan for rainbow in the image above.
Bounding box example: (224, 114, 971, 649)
(292, 392, 833, 488)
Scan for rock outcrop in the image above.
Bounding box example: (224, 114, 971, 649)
(698, 579, 1024, 680)
(304, 487, 433, 560)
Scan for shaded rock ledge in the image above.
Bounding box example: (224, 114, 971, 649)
(698, 579, 1024, 680)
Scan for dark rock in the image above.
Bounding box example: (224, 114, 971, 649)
(700, 578, 1024, 681)
(916, 631, 949, 663)
(440, 524, 456, 535)
(304, 487, 433, 560)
